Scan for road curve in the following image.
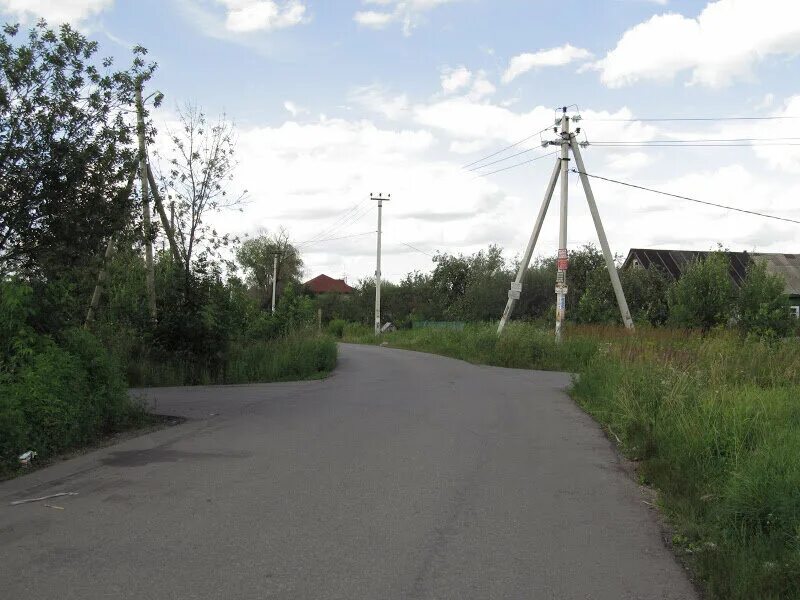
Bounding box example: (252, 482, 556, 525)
(0, 343, 696, 599)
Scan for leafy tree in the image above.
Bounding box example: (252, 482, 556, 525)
(274, 283, 315, 333)
(517, 256, 556, 320)
(0, 22, 156, 277)
(577, 264, 670, 325)
(236, 228, 303, 308)
(668, 252, 734, 331)
(564, 244, 607, 314)
(736, 259, 790, 338)
(429, 251, 471, 314)
(428, 245, 509, 321)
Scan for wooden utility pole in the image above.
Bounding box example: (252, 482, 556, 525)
(84, 170, 137, 328)
(136, 82, 157, 323)
(85, 235, 116, 327)
(146, 165, 183, 265)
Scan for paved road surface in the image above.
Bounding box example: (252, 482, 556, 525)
(1, 344, 697, 599)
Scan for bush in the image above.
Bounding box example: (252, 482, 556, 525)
(669, 252, 734, 331)
(0, 281, 140, 475)
(736, 259, 791, 338)
(327, 318, 347, 338)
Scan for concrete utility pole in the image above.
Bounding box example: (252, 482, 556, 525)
(136, 82, 157, 323)
(555, 109, 570, 343)
(497, 107, 634, 340)
(371, 193, 390, 335)
(272, 254, 278, 314)
(497, 160, 560, 333)
(570, 139, 634, 329)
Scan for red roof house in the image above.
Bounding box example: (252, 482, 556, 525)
(304, 274, 354, 294)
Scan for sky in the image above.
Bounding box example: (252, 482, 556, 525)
(4, 0, 800, 283)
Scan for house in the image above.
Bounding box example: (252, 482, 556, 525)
(303, 274, 354, 295)
(623, 249, 800, 318)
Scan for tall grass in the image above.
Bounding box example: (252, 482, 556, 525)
(572, 333, 800, 599)
(344, 322, 596, 372)
(124, 333, 337, 387)
(345, 321, 800, 599)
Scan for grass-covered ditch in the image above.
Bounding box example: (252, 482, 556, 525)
(342, 322, 800, 599)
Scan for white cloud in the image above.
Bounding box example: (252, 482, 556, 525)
(208, 116, 512, 280)
(0, 0, 112, 25)
(354, 0, 465, 35)
(217, 0, 307, 32)
(283, 100, 307, 117)
(353, 10, 394, 29)
(602, 151, 652, 174)
(466, 70, 496, 100)
(595, 0, 800, 88)
(502, 44, 593, 83)
(440, 66, 472, 93)
(349, 84, 410, 120)
(739, 95, 800, 173)
(755, 93, 775, 110)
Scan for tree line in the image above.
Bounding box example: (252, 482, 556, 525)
(316, 244, 795, 339)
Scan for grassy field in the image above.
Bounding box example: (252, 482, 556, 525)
(343, 322, 800, 599)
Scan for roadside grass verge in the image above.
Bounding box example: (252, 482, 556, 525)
(121, 333, 338, 387)
(342, 322, 596, 372)
(343, 321, 800, 599)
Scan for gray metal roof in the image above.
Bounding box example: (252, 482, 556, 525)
(753, 253, 800, 296)
(623, 249, 800, 298)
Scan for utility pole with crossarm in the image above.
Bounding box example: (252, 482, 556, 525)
(497, 107, 634, 340)
(371, 193, 390, 335)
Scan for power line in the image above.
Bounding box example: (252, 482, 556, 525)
(571, 169, 800, 225)
(589, 142, 800, 148)
(466, 146, 542, 172)
(461, 126, 550, 169)
(590, 136, 800, 144)
(584, 115, 800, 123)
(474, 150, 560, 178)
(305, 202, 374, 246)
(298, 230, 376, 248)
(397, 241, 435, 257)
(302, 199, 370, 245)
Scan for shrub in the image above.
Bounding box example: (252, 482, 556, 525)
(669, 252, 734, 331)
(327, 318, 347, 338)
(0, 280, 139, 475)
(736, 259, 791, 339)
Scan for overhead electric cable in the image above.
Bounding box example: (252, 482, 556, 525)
(298, 230, 377, 247)
(589, 136, 800, 145)
(585, 115, 800, 123)
(303, 199, 370, 245)
(466, 146, 542, 172)
(474, 150, 560, 178)
(588, 142, 800, 148)
(571, 169, 800, 225)
(303, 202, 374, 246)
(461, 126, 551, 169)
(398, 241, 435, 257)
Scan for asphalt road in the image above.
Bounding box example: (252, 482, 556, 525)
(1, 343, 697, 599)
